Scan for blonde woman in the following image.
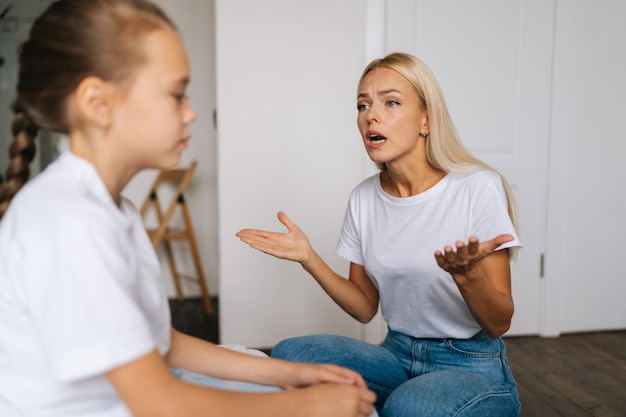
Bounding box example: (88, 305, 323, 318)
(237, 53, 522, 417)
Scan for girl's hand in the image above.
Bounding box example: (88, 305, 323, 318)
(236, 211, 313, 263)
(434, 234, 514, 278)
(294, 384, 376, 417)
(280, 362, 376, 417)
(282, 362, 369, 389)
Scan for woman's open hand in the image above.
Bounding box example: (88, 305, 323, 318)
(236, 211, 313, 263)
(434, 234, 513, 278)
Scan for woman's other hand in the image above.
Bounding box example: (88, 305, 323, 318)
(434, 234, 513, 277)
(434, 234, 515, 336)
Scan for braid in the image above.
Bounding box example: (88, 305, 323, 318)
(0, 105, 39, 220)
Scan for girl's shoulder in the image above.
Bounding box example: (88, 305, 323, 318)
(4, 153, 125, 235)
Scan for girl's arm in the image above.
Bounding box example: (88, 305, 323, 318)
(165, 328, 368, 389)
(435, 235, 515, 337)
(236, 211, 379, 323)
(107, 349, 376, 417)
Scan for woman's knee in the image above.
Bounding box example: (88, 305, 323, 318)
(271, 334, 351, 362)
(271, 334, 396, 368)
(381, 370, 519, 417)
(271, 334, 409, 410)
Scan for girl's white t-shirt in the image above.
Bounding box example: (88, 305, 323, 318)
(336, 170, 522, 339)
(0, 152, 171, 416)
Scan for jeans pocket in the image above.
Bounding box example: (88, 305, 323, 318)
(442, 336, 513, 387)
(444, 336, 502, 359)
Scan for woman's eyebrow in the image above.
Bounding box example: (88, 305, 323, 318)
(357, 89, 402, 99)
(378, 88, 402, 96)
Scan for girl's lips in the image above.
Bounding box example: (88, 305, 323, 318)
(179, 137, 190, 148)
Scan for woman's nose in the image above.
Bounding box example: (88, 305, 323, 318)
(366, 106, 379, 123)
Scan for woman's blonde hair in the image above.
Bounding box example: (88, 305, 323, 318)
(359, 52, 519, 234)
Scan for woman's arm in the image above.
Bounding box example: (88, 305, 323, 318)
(107, 349, 376, 417)
(236, 211, 379, 323)
(435, 235, 515, 337)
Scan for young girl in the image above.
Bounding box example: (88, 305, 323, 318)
(237, 53, 522, 417)
(0, 1, 376, 416)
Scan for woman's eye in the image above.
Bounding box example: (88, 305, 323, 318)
(387, 100, 400, 107)
(357, 103, 369, 111)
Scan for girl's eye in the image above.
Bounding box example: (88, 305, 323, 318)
(357, 103, 369, 111)
(387, 100, 400, 107)
(174, 93, 188, 103)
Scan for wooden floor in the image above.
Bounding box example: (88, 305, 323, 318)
(505, 331, 626, 417)
(170, 298, 626, 417)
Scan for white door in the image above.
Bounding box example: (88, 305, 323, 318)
(545, 0, 626, 333)
(373, 0, 556, 336)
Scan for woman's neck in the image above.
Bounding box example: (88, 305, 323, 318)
(380, 161, 446, 198)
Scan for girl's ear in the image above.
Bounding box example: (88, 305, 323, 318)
(74, 76, 113, 129)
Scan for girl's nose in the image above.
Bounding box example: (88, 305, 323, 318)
(185, 100, 197, 125)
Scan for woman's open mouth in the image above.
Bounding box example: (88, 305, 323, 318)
(366, 130, 387, 148)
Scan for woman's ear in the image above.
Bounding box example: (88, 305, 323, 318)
(73, 76, 113, 129)
(420, 112, 430, 136)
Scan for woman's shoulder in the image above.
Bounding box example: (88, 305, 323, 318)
(449, 167, 500, 182)
(352, 172, 380, 192)
(346, 173, 381, 202)
(447, 168, 504, 191)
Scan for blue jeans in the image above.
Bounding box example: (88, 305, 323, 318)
(271, 329, 520, 417)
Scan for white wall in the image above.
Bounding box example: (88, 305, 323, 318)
(216, 0, 370, 347)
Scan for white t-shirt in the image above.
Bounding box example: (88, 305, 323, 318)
(336, 169, 522, 339)
(0, 152, 171, 416)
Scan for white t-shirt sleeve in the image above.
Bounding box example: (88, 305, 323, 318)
(336, 193, 365, 266)
(468, 172, 521, 254)
(24, 209, 156, 382)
